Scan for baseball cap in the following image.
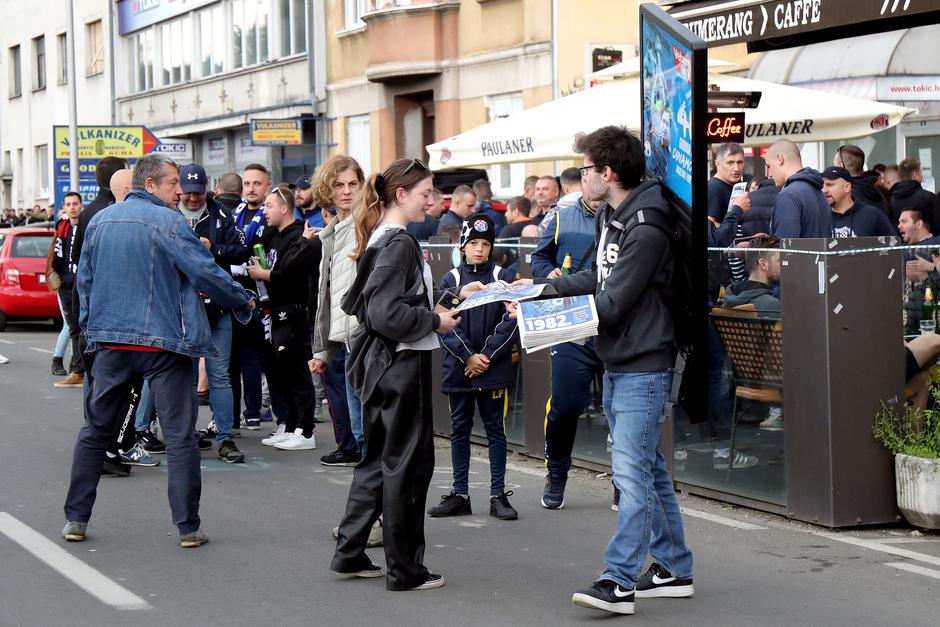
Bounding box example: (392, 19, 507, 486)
(291, 175, 312, 191)
(459, 214, 496, 249)
(821, 166, 853, 184)
(179, 164, 208, 193)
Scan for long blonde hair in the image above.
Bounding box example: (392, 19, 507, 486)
(351, 158, 431, 260)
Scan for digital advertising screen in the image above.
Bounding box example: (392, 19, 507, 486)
(640, 10, 703, 209)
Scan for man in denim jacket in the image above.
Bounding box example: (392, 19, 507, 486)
(62, 154, 255, 548)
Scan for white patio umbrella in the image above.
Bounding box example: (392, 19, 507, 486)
(426, 74, 914, 170)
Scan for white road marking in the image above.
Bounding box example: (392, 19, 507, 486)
(680, 507, 767, 530)
(873, 537, 937, 544)
(809, 530, 940, 568)
(29, 347, 54, 355)
(0, 338, 14, 344)
(0, 512, 152, 611)
(886, 561, 940, 580)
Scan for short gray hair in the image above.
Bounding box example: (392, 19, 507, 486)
(132, 154, 179, 189)
(715, 143, 745, 161)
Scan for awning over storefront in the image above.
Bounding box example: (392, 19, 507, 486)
(748, 25, 940, 119)
(426, 74, 914, 170)
(663, 0, 940, 52)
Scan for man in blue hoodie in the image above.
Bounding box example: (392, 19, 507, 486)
(431, 214, 519, 521)
(766, 139, 832, 239)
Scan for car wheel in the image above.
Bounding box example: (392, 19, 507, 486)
(0, 310, 7, 332)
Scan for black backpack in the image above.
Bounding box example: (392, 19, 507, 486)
(616, 179, 707, 423)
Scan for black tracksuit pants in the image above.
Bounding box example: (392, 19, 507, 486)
(266, 320, 316, 437)
(331, 350, 435, 591)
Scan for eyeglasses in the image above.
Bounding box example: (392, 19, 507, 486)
(274, 187, 288, 204)
(402, 158, 428, 176)
(578, 165, 597, 178)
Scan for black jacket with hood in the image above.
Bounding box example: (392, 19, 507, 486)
(831, 203, 896, 238)
(890, 180, 939, 230)
(851, 174, 889, 218)
(538, 179, 675, 373)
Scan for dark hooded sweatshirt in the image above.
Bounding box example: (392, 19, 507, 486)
(537, 179, 675, 373)
(890, 180, 939, 231)
(831, 203, 896, 238)
(771, 168, 833, 239)
(851, 174, 889, 218)
(723, 279, 781, 319)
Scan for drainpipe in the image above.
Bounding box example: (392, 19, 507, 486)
(110, 0, 117, 124)
(551, 0, 559, 175)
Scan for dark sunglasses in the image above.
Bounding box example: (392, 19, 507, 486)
(402, 158, 428, 176)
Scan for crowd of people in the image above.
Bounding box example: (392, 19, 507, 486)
(704, 140, 940, 470)
(0, 204, 55, 227)
(41, 123, 697, 616)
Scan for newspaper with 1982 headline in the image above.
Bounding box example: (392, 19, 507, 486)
(517, 295, 598, 353)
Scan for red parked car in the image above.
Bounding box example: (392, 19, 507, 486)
(0, 226, 62, 331)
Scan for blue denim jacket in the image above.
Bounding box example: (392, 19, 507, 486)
(77, 189, 253, 358)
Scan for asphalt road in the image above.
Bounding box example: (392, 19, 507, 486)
(0, 323, 938, 626)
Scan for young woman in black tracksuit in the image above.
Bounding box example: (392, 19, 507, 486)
(329, 158, 477, 591)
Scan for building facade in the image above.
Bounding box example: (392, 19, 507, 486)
(324, 0, 653, 196)
(0, 0, 113, 211)
(112, 0, 328, 186)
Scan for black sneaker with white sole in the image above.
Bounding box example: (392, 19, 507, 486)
(571, 579, 635, 615)
(320, 449, 361, 466)
(348, 563, 384, 578)
(634, 563, 694, 598)
(413, 573, 445, 590)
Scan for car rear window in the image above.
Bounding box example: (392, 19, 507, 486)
(11, 234, 53, 258)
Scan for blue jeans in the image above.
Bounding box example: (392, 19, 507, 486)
(192, 314, 234, 442)
(601, 370, 693, 589)
(449, 389, 508, 496)
(135, 380, 156, 431)
(323, 348, 358, 454)
(65, 348, 202, 533)
(346, 376, 363, 449)
(54, 294, 70, 358)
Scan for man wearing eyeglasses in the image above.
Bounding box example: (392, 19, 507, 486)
(177, 164, 250, 463)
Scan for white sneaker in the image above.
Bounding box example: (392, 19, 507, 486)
(713, 448, 759, 470)
(273, 429, 317, 451)
(759, 406, 784, 431)
(261, 424, 290, 446)
(0, 354, 9, 365)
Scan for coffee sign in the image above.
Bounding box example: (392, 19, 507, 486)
(706, 112, 745, 143)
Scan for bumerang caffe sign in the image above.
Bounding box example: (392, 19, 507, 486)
(665, 0, 940, 51)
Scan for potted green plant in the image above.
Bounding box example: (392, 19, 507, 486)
(873, 387, 940, 529)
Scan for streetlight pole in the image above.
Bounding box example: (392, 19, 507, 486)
(66, 0, 79, 193)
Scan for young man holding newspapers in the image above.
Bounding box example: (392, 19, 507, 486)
(514, 125, 694, 616)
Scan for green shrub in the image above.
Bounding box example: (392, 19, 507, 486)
(873, 385, 940, 458)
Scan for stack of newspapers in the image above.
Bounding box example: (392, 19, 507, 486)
(517, 295, 598, 352)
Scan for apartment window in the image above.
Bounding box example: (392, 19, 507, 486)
(485, 92, 525, 196)
(347, 115, 372, 177)
(200, 4, 226, 76)
(86, 19, 104, 76)
(57, 33, 67, 85)
(279, 0, 306, 56)
(344, 0, 369, 29)
(9, 45, 21, 97)
(160, 18, 192, 86)
(232, 0, 270, 69)
(134, 28, 155, 92)
(35, 145, 49, 197)
(32, 36, 46, 90)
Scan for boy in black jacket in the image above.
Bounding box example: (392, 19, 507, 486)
(429, 214, 519, 521)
